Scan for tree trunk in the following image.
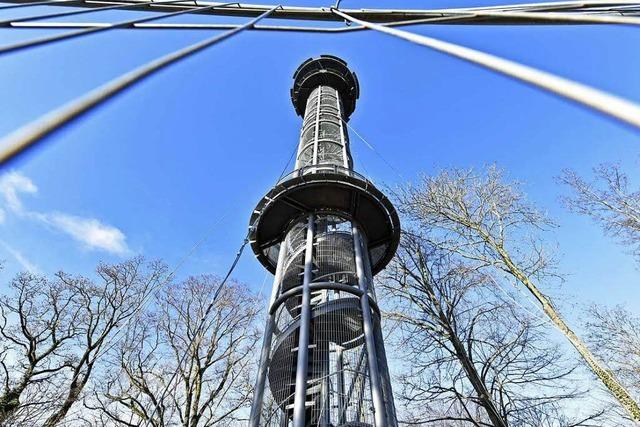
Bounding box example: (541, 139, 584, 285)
(0, 368, 33, 424)
(416, 250, 509, 427)
(448, 326, 509, 427)
(495, 244, 640, 422)
(41, 378, 84, 427)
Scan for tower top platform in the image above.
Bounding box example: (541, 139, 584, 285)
(290, 55, 360, 119)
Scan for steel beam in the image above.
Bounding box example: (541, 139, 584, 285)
(0, 0, 637, 24)
(249, 240, 288, 427)
(333, 7, 640, 132)
(292, 213, 315, 427)
(353, 224, 387, 427)
(336, 346, 346, 425)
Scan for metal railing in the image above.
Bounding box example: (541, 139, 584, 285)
(276, 164, 371, 186)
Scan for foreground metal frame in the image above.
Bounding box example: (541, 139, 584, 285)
(1, 0, 640, 167)
(0, 0, 638, 422)
(2, 0, 639, 23)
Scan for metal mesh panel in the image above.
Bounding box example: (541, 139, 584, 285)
(318, 122, 341, 142)
(295, 86, 349, 171)
(316, 141, 343, 167)
(301, 126, 316, 148)
(368, 243, 388, 272)
(261, 214, 380, 426)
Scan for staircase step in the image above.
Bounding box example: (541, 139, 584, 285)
(291, 344, 317, 352)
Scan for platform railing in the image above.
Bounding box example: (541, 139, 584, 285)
(276, 164, 370, 186)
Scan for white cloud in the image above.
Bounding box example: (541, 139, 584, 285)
(39, 213, 130, 256)
(0, 240, 40, 273)
(0, 171, 130, 256)
(0, 171, 37, 213)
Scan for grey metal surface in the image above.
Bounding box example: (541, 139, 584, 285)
(292, 214, 315, 427)
(291, 56, 359, 119)
(248, 166, 400, 277)
(2, 0, 639, 24)
(250, 240, 289, 427)
(353, 225, 387, 427)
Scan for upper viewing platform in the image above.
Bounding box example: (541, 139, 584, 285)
(290, 55, 360, 119)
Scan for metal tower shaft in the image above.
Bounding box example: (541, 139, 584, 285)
(249, 55, 400, 427)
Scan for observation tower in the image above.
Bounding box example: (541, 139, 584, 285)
(249, 55, 400, 427)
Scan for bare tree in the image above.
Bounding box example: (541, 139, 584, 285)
(86, 275, 260, 427)
(585, 305, 640, 398)
(382, 234, 603, 426)
(560, 164, 640, 260)
(392, 166, 640, 422)
(0, 257, 166, 426)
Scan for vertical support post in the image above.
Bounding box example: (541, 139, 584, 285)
(335, 87, 350, 170)
(344, 348, 365, 419)
(352, 224, 388, 427)
(312, 87, 321, 167)
(356, 370, 366, 420)
(293, 213, 316, 427)
(375, 327, 399, 427)
(321, 342, 330, 426)
(249, 239, 289, 427)
(336, 345, 346, 425)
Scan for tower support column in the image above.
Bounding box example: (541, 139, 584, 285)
(249, 240, 288, 427)
(353, 224, 387, 427)
(336, 346, 346, 425)
(292, 213, 315, 427)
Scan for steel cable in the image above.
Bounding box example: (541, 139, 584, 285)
(0, 4, 280, 167)
(1, 0, 638, 23)
(141, 234, 251, 426)
(0, 0, 192, 26)
(332, 8, 640, 131)
(9, 7, 640, 31)
(0, 0, 89, 10)
(0, 1, 240, 54)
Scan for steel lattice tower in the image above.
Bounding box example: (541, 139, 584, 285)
(248, 55, 400, 427)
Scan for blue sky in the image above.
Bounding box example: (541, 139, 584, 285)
(1, 0, 639, 330)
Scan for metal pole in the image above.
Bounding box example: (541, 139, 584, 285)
(0, 2, 239, 55)
(0, 5, 280, 167)
(321, 341, 331, 426)
(356, 370, 366, 421)
(249, 239, 288, 427)
(336, 345, 346, 425)
(352, 224, 387, 427)
(0, 0, 189, 26)
(343, 347, 365, 418)
(374, 327, 399, 427)
(0, 0, 85, 10)
(332, 7, 640, 132)
(2, 0, 638, 23)
(292, 213, 315, 427)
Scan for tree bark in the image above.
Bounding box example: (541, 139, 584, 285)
(416, 249, 509, 427)
(493, 242, 640, 422)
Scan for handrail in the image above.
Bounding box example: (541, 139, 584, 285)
(269, 281, 380, 315)
(276, 164, 372, 187)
